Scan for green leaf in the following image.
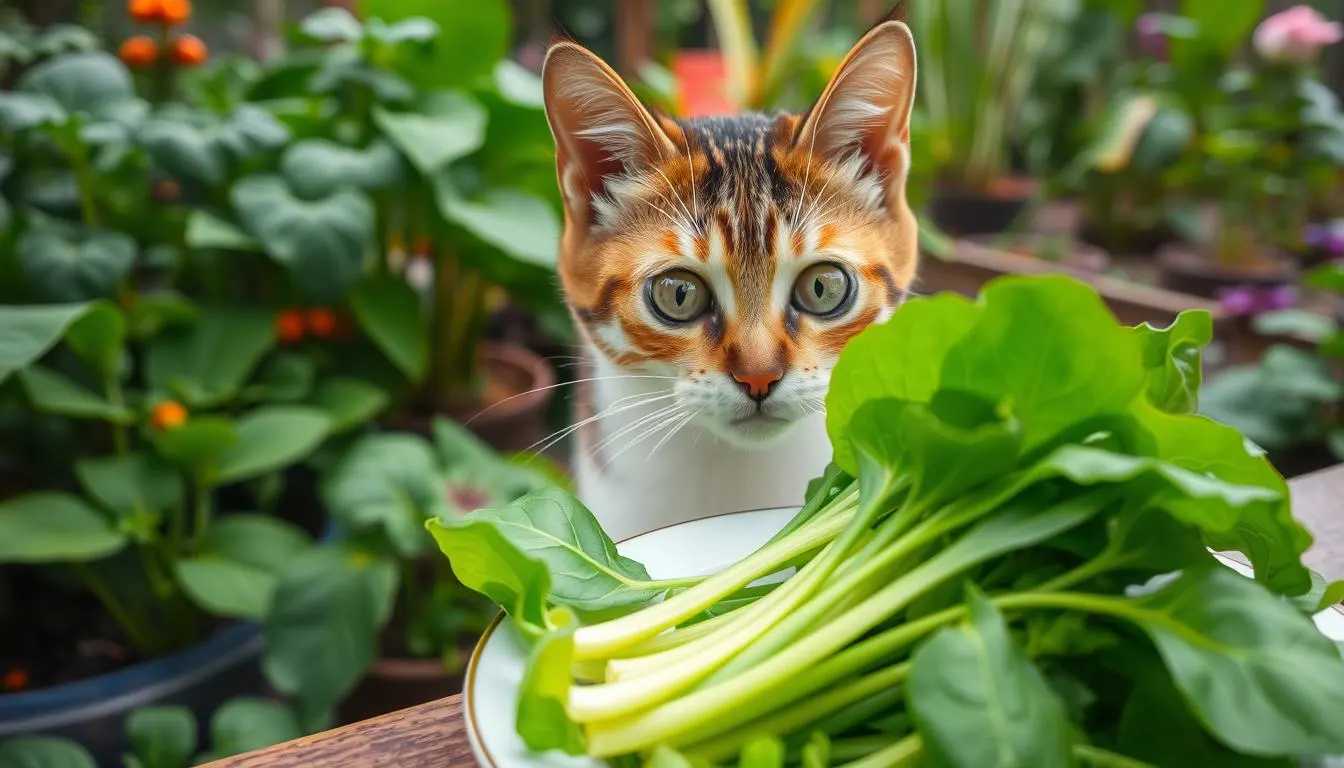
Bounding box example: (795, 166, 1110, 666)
(825, 293, 980, 474)
(1117, 665, 1279, 767)
(231, 175, 373, 303)
(64, 301, 126, 381)
(434, 176, 560, 267)
(0, 92, 65, 131)
(1131, 105, 1193, 175)
(127, 293, 197, 340)
(175, 559, 275, 620)
(362, 0, 509, 90)
(125, 706, 197, 768)
(517, 607, 585, 754)
(281, 139, 403, 200)
(309, 377, 390, 432)
(1129, 310, 1212, 414)
(300, 7, 364, 42)
(17, 218, 136, 302)
(184, 211, 258, 251)
(243, 353, 316, 403)
(16, 366, 135, 423)
(140, 107, 290, 185)
(75, 452, 183, 525)
(0, 303, 93, 385)
(427, 513, 551, 640)
(428, 486, 663, 621)
(263, 546, 397, 724)
(1174, 0, 1265, 61)
(209, 698, 303, 758)
(738, 737, 786, 768)
(322, 432, 446, 555)
(216, 406, 332, 484)
(366, 17, 439, 44)
(1253, 309, 1338, 344)
(0, 736, 97, 768)
(908, 587, 1071, 768)
(1305, 262, 1344, 293)
(348, 276, 428, 380)
(1126, 567, 1344, 755)
(493, 60, 545, 108)
(177, 514, 313, 620)
(374, 90, 486, 175)
(151, 416, 238, 476)
(16, 51, 134, 117)
(0, 492, 127, 563)
(145, 306, 275, 408)
(1318, 580, 1344, 612)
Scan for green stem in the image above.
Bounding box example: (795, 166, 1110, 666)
(70, 143, 99, 226)
(191, 481, 212, 551)
(839, 734, 922, 768)
(106, 376, 128, 454)
(1072, 744, 1156, 768)
(73, 562, 156, 655)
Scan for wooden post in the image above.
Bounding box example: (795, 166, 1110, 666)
(615, 0, 654, 77)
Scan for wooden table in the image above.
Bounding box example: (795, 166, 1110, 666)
(204, 464, 1344, 768)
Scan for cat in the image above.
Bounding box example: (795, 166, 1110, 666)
(541, 19, 920, 542)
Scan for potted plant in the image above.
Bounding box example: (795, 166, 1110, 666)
(260, 417, 562, 727)
(912, 0, 1078, 235)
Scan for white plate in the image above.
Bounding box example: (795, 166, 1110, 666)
(463, 506, 1344, 768)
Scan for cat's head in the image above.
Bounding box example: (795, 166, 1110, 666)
(542, 21, 918, 447)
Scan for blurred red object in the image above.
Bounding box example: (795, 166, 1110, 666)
(674, 51, 733, 118)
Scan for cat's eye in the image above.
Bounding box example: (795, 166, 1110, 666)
(648, 270, 711, 323)
(792, 263, 852, 316)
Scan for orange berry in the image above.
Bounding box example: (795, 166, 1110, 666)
(150, 401, 188, 432)
(169, 34, 207, 67)
(128, 0, 163, 23)
(275, 309, 305, 344)
(119, 36, 158, 68)
(152, 178, 180, 203)
(305, 308, 337, 338)
(412, 237, 433, 258)
(160, 0, 191, 24)
(1, 667, 28, 692)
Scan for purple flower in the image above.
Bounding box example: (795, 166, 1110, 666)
(1262, 284, 1298, 310)
(1304, 223, 1328, 247)
(1327, 228, 1344, 257)
(1219, 285, 1259, 316)
(1136, 13, 1169, 59)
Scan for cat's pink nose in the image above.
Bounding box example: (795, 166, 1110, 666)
(731, 370, 783, 401)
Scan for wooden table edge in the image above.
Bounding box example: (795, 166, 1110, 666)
(202, 463, 1344, 768)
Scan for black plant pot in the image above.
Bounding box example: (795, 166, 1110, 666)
(927, 184, 1034, 236)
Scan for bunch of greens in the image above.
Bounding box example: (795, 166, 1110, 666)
(430, 275, 1344, 767)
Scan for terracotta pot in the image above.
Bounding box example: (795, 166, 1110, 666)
(962, 234, 1111, 274)
(336, 654, 467, 724)
(396, 342, 556, 453)
(1155, 243, 1299, 299)
(927, 177, 1038, 235)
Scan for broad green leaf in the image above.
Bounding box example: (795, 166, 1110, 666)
(263, 546, 397, 723)
(16, 366, 135, 423)
(940, 275, 1145, 453)
(0, 736, 96, 768)
(1129, 309, 1212, 414)
(231, 175, 373, 303)
(0, 92, 64, 131)
(322, 433, 446, 555)
(825, 293, 980, 474)
(1253, 309, 1337, 344)
(75, 453, 183, 524)
(184, 211, 258, 251)
(209, 698, 303, 758)
(1255, 345, 1343, 402)
(243, 353, 316, 403)
(366, 17, 439, 44)
(1117, 665, 1280, 767)
(908, 588, 1072, 768)
(428, 486, 663, 619)
(145, 306, 275, 408)
(205, 514, 313, 572)
(299, 7, 364, 42)
(175, 558, 278, 619)
(374, 90, 486, 175)
(434, 177, 560, 267)
(216, 406, 332, 484)
(17, 218, 135, 302)
(348, 276, 428, 380)
(0, 492, 127, 563)
(1127, 567, 1344, 755)
(138, 119, 226, 184)
(64, 301, 125, 381)
(517, 607, 584, 754)
(427, 514, 551, 640)
(1318, 580, 1344, 612)
(126, 706, 197, 768)
(1305, 262, 1344, 293)
(178, 514, 310, 619)
(1131, 105, 1193, 175)
(16, 51, 133, 117)
(493, 60, 545, 108)
(280, 139, 403, 199)
(309, 377, 390, 432)
(1174, 0, 1265, 61)
(151, 416, 238, 476)
(362, 0, 509, 89)
(0, 303, 93, 385)
(127, 293, 198, 339)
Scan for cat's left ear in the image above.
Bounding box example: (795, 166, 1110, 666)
(793, 20, 917, 199)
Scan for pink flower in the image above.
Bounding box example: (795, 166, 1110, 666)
(1218, 285, 1258, 316)
(1253, 5, 1342, 65)
(1136, 13, 1169, 59)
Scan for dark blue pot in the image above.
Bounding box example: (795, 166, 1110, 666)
(0, 622, 269, 765)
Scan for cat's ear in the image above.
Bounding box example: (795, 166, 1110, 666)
(793, 20, 917, 193)
(543, 41, 679, 229)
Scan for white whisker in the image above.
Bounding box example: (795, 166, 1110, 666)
(522, 392, 678, 458)
(591, 403, 683, 458)
(644, 409, 698, 462)
(599, 406, 686, 470)
(463, 374, 677, 425)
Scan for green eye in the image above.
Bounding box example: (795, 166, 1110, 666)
(649, 270, 711, 322)
(792, 263, 852, 316)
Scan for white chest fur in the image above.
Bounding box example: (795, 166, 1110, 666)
(572, 354, 833, 542)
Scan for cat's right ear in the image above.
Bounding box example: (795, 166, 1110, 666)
(543, 42, 678, 230)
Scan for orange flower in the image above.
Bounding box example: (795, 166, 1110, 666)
(275, 309, 305, 344)
(119, 36, 158, 68)
(160, 0, 191, 24)
(1, 667, 28, 692)
(169, 34, 207, 66)
(150, 401, 188, 432)
(305, 308, 338, 338)
(128, 0, 163, 23)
